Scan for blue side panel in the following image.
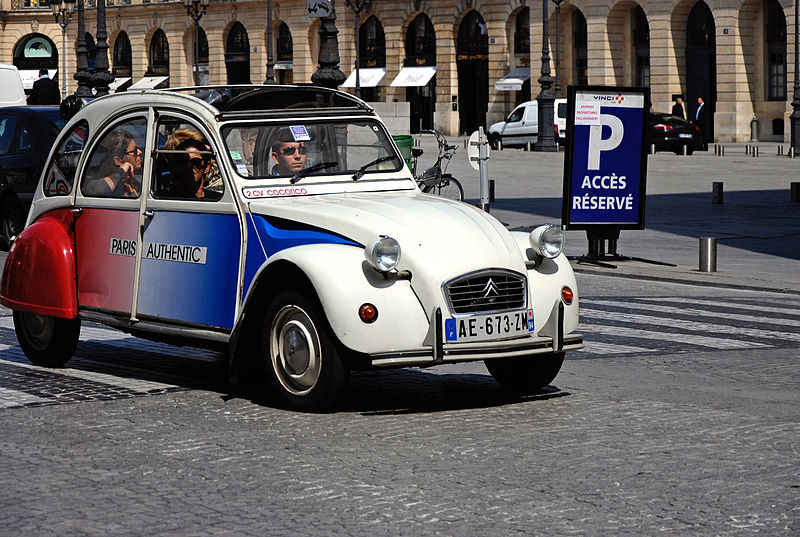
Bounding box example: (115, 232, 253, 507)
(242, 214, 359, 301)
(137, 212, 241, 329)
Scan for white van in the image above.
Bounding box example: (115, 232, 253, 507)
(489, 98, 567, 149)
(0, 64, 27, 107)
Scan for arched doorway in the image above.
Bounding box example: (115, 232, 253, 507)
(457, 10, 489, 135)
(13, 33, 59, 91)
(574, 10, 588, 85)
(275, 22, 293, 84)
(147, 29, 170, 82)
(686, 1, 716, 142)
(634, 6, 650, 87)
(360, 16, 386, 102)
(113, 32, 132, 78)
(404, 14, 436, 133)
(226, 22, 251, 84)
(513, 7, 530, 104)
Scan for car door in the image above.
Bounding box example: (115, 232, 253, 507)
(74, 114, 147, 315)
(134, 113, 242, 330)
(499, 104, 526, 144)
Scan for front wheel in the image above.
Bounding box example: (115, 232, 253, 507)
(261, 290, 348, 411)
(13, 310, 81, 367)
(485, 353, 565, 394)
(1, 198, 25, 249)
(426, 175, 464, 202)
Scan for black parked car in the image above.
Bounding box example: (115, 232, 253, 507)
(647, 112, 703, 155)
(0, 106, 64, 248)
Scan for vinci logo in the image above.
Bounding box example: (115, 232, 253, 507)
(593, 94, 625, 104)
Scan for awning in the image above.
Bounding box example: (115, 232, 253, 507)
(19, 69, 56, 90)
(494, 67, 531, 91)
(128, 76, 169, 90)
(342, 67, 386, 88)
(390, 66, 436, 87)
(109, 77, 132, 93)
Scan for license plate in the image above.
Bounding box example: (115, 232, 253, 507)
(444, 309, 534, 342)
(678, 133, 692, 138)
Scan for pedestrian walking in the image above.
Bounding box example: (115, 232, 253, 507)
(28, 68, 60, 105)
(671, 96, 686, 120)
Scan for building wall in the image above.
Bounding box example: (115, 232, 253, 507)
(1, 0, 797, 142)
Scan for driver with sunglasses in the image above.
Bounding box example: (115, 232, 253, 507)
(271, 140, 308, 176)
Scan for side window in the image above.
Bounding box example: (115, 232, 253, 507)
(44, 120, 89, 197)
(0, 114, 19, 154)
(507, 107, 524, 123)
(18, 120, 32, 152)
(152, 117, 222, 201)
(81, 118, 146, 199)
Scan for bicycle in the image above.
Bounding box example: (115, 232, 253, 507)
(410, 129, 464, 202)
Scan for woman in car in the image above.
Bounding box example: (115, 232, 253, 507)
(83, 129, 142, 198)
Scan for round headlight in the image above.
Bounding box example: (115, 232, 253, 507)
(529, 224, 564, 259)
(365, 236, 401, 272)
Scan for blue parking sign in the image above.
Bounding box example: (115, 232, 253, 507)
(562, 86, 649, 230)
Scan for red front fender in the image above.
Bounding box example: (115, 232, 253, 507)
(0, 210, 77, 318)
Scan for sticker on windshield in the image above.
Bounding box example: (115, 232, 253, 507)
(290, 126, 311, 141)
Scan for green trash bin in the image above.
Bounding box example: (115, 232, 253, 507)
(392, 134, 414, 171)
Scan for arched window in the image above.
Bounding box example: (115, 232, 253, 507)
(405, 13, 435, 66)
(225, 22, 250, 84)
(113, 32, 132, 76)
(148, 29, 170, 75)
(361, 16, 385, 68)
(687, 2, 715, 48)
(457, 11, 488, 58)
(766, 0, 786, 101)
(275, 22, 293, 84)
(574, 11, 587, 85)
(514, 7, 529, 54)
(13, 33, 58, 71)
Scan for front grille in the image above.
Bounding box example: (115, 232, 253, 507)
(445, 271, 527, 314)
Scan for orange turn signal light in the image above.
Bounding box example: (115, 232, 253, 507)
(561, 286, 574, 305)
(359, 303, 378, 324)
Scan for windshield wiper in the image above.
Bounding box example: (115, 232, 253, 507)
(290, 161, 339, 184)
(351, 155, 398, 181)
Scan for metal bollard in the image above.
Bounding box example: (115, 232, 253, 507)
(712, 181, 724, 204)
(489, 179, 495, 202)
(791, 182, 800, 203)
(746, 145, 750, 155)
(721, 146, 725, 157)
(650, 143, 656, 154)
(497, 139, 503, 151)
(699, 238, 717, 272)
(682, 144, 688, 156)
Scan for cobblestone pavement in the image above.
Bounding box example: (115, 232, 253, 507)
(1, 275, 798, 536)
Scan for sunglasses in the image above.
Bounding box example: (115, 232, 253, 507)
(125, 145, 142, 156)
(279, 145, 307, 156)
(189, 157, 209, 169)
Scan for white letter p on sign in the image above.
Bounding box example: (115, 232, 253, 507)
(587, 113, 624, 170)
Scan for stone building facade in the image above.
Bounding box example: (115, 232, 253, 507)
(1, 0, 797, 142)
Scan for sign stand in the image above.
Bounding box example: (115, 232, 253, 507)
(561, 85, 674, 268)
(468, 127, 491, 213)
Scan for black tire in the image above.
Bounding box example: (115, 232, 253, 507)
(489, 134, 501, 150)
(427, 176, 464, 202)
(1, 197, 25, 249)
(485, 353, 565, 394)
(13, 310, 81, 367)
(260, 289, 348, 411)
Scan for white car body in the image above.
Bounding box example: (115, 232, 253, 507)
(1, 85, 582, 410)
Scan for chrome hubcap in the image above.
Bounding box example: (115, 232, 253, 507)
(270, 305, 322, 396)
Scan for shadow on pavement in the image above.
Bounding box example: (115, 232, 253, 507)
(491, 189, 800, 261)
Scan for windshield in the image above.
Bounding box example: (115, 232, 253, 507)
(222, 119, 403, 179)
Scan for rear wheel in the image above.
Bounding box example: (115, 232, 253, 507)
(13, 310, 81, 367)
(485, 353, 565, 394)
(428, 176, 464, 202)
(261, 289, 348, 411)
(1, 197, 25, 249)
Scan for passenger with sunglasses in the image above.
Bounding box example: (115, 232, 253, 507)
(84, 129, 142, 198)
(271, 141, 308, 176)
(161, 138, 221, 200)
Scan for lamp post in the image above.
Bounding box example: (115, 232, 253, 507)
(791, 0, 800, 155)
(184, 0, 209, 86)
(265, 0, 275, 83)
(90, 0, 114, 96)
(344, 0, 370, 98)
(552, 0, 563, 98)
(534, 0, 557, 151)
(73, 0, 92, 97)
(311, 0, 346, 89)
(52, 0, 75, 97)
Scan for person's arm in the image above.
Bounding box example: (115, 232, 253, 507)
(83, 166, 127, 197)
